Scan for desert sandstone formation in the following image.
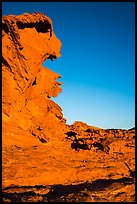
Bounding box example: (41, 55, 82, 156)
(2, 12, 135, 202)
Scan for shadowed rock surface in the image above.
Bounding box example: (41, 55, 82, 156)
(2, 12, 135, 202)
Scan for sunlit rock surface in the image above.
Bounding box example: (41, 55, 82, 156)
(2, 13, 135, 202)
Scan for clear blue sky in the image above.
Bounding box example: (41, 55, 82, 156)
(2, 2, 135, 129)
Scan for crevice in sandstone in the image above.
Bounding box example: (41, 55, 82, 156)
(32, 77, 37, 86)
(2, 56, 14, 74)
(124, 162, 135, 178)
(25, 77, 29, 81)
(2, 110, 10, 118)
(38, 137, 47, 143)
(16, 82, 24, 92)
(31, 132, 37, 137)
(31, 132, 47, 144)
(2, 22, 9, 34)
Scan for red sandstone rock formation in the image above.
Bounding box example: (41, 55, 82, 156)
(2, 13, 135, 202)
(2, 12, 66, 143)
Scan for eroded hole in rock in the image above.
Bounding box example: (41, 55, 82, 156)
(39, 138, 47, 143)
(16, 20, 52, 33)
(37, 126, 42, 131)
(47, 54, 57, 61)
(32, 77, 37, 86)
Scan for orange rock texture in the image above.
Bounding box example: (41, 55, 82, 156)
(2, 13, 135, 202)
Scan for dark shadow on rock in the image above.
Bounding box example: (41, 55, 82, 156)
(44, 177, 134, 201)
(71, 142, 89, 151)
(66, 131, 77, 140)
(2, 177, 134, 202)
(2, 191, 36, 202)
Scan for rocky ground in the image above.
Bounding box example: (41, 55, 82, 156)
(2, 121, 135, 202)
(2, 12, 135, 202)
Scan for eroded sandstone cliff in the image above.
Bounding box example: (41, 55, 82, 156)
(2, 13, 135, 202)
(2, 12, 67, 143)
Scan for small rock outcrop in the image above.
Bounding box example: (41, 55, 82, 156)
(2, 13, 135, 202)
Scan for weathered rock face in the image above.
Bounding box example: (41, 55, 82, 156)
(2, 13, 135, 202)
(2, 12, 66, 142)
